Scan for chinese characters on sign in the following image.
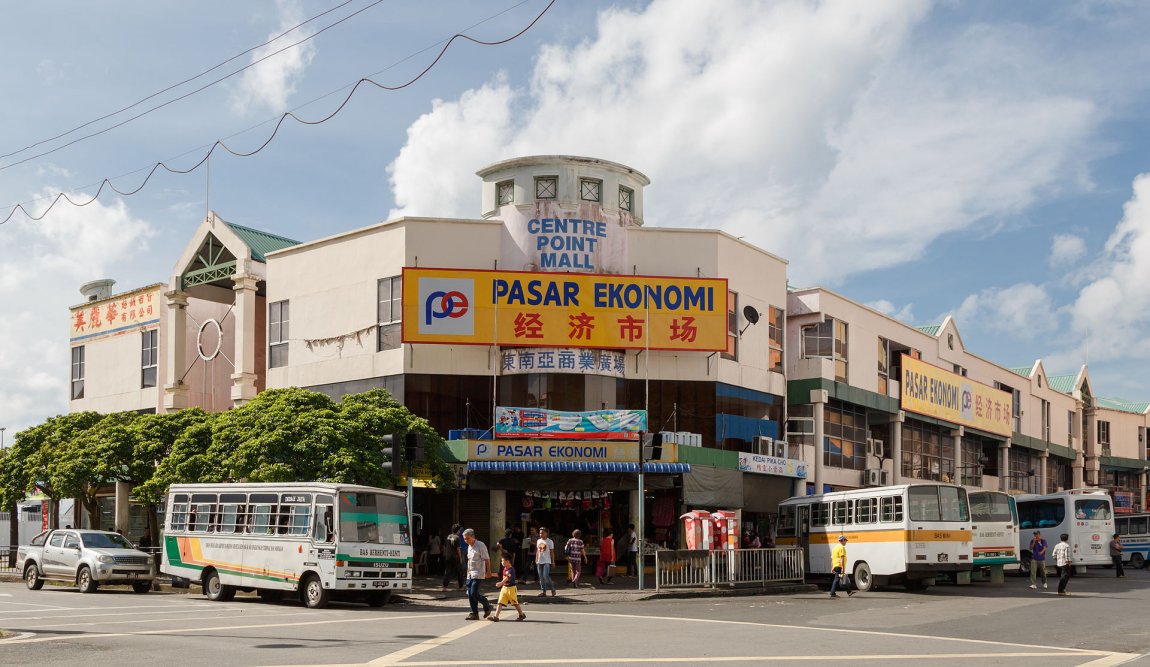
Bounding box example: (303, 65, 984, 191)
(69, 285, 162, 343)
(737, 452, 808, 479)
(501, 348, 626, 377)
(495, 407, 647, 441)
(899, 354, 1014, 437)
(403, 267, 728, 351)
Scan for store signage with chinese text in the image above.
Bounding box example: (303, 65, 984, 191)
(401, 267, 727, 351)
(495, 407, 645, 440)
(737, 452, 808, 479)
(69, 284, 162, 343)
(501, 348, 625, 377)
(900, 355, 1014, 437)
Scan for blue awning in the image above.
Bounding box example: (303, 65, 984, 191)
(466, 461, 690, 474)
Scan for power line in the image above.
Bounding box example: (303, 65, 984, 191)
(0, 0, 369, 162)
(0, 0, 555, 226)
(0, 0, 389, 172)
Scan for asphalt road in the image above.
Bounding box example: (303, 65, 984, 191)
(2, 567, 1150, 666)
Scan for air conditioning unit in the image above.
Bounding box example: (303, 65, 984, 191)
(880, 470, 891, 485)
(769, 439, 787, 459)
(753, 435, 771, 456)
(1102, 447, 1112, 457)
(864, 468, 883, 487)
(866, 438, 885, 459)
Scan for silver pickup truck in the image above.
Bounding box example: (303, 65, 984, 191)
(17, 529, 155, 594)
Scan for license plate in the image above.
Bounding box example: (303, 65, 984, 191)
(937, 553, 949, 562)
(372, 581, 389, 588)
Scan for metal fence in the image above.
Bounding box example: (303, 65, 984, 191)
(654, 547, 804, 591)
(1, 546, 16, 574)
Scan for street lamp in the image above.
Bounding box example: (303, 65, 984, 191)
(1, 426, 6, 449)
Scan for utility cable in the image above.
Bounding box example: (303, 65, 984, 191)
(0, 0, 368, 162)
(0, 0, 555, 226)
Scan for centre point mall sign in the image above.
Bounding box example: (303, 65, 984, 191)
(402, 267, 727, 351)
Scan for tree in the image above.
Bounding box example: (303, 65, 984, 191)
(1, 412, 103, 529)
(51, 412, 141, 530)
(338, 389, 455, 490)
(131, 408, 215, 541)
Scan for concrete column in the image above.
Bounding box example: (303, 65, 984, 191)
(163, 290, 190, 412)
(114, 481, 130, 534)
(999, 440, 1011, 492)
(1039, 451, 1049, 495)
(890, 412, 904, 484)
(1071, 436, 1085, 488)
(629, 489, 642, 540)
(230, 272, 259, 406)
(811, 390, 828, 493)
(951, 427, 964, 486)
(488, 490, 507, 546)
(1140, 471, 1148, 513)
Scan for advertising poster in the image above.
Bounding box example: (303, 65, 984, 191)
(900, 354, 1014, 437)
(495, 407, 646, 440)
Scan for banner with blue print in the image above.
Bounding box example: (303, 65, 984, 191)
(495, 407, 646, 441)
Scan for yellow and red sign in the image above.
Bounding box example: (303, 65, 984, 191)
(401, 268, 727, 351)
(900, 355, 1014, 437)
(69, 284, 162, 343)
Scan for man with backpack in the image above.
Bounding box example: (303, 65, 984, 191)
(442, 522, 464, 590)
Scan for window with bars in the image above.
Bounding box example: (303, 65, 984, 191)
(378, 276, 403, 351)
(901, 420, 953, 482)
(141, 329, 158, 388)
(768, 306, 784, 372)
(71, 345, 85, 400)
(269, 300, 289, 368)
(579, 178, 601, 202)
(823, 399, 868, 470)
(497, 180, 515, 205)
(880, 496, 904, 522)
(535, 176, 557, 199)
(877, 337, 890, 396)
(1098, 420, 1111, 452)
(801, 317, 848, 383)
(618, 185, 633, 211)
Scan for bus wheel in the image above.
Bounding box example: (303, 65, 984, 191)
(258, 589, 285, 603)
(365, 592, 391, 607)
(302, 574, 330, 609)
(204, 569, 236, 602)
(852, 562, 874, 593)
(1131, 553, 1145, 569)
(1018, 555, 1031, 576)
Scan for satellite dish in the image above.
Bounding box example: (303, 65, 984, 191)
(743, 305, 760, 325)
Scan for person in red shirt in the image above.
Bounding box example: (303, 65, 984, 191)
(597, 532, 616, 585)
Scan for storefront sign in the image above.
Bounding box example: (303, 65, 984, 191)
(1114, 491, 1134, 514)
(495, 407, 646, 440)
(470, 439, 640, 462)
(737, 452, 807, 479)
(69, 284, 162, 343)
(401, 267, 727, 351)
(501, 348, 625, 377)
(900, 355, 1014, 437)
(501, 199, 630, 275)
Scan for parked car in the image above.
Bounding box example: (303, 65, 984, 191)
(17, 529, 155, 594)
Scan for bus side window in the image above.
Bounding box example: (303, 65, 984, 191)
(289, 505, 310, 536)
(1117, 518, 1128, 535)
(170, 503, 188, 531)
(250, 505, 272, 534)
(314, 505, 334, 542)
(891, 496, 904, 521)
(856, 498, 876, 524)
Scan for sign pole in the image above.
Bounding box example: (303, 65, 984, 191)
(639, 298, 650, 593)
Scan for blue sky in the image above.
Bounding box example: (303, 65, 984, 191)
(2, 0, 1150, 432)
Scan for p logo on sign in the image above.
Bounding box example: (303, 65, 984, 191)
(418, 278, 475, 336)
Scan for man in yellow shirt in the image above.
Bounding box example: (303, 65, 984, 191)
(829, 535, 854, 598)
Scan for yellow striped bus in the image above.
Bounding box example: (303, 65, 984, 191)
(778, 483, 973, 591)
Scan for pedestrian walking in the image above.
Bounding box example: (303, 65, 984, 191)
(488, 554, 526, 622)
(597, 531, 616, 584)
(1110, 533, 1125, 578)
(623, 524, 638, 576)
(462, 528, 493, 620)
(829, 535, 854, 598)
(1028, 530, 1048, 590)
(522, 526, 538, 584)
(442, 526, 464, 591)
(1053, 533, 1072, 596)
(566, 529, 586, 587)
(536, 526, 557, 597)
(429, 531, 443, 575)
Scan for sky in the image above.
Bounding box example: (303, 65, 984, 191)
(2, 0, 1150, 434)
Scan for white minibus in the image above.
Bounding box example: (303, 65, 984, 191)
(1016, 489, 1113, 571)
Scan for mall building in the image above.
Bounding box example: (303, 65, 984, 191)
(64, 154, 1150, 544)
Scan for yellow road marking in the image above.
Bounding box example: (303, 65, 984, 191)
(368, 621, 491, 666)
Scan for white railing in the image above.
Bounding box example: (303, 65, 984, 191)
(654, 547, 804, 591)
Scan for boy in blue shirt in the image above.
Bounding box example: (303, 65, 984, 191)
(488, 554, 526, 622)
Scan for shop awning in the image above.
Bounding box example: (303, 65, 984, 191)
(466, 462, 690, 474)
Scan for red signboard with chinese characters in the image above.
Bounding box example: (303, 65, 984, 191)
(401, 267, 727, 352)
(69, 284, 162, 343)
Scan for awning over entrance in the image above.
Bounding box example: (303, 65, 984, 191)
(467, 461, 690, 474)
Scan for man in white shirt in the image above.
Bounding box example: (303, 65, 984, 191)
(1053, 533, 1073, 596)
(462, 528, 493, 619)
(535, 526, 557, 596)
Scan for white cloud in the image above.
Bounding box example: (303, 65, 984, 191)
(1063, 173, 1150, 363)
(1050, 233, 1087, 266)
(951, 283, 1058, 339)
(868, 299, 916, 323)
(387, 0, 1101, 286)
(0, 193, 154, 432)
(229, 0, 317, 114)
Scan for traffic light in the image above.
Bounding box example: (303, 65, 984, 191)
(641, 432, 663, 463)
(405, 432, 425, 464)
(381, 433, 400, 473)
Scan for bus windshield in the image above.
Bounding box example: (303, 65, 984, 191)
(910, 486, 969, 522)
(1074, 499, 1112, 521)
(339, 492, 409, 545)
(970, 493, 1013, 522)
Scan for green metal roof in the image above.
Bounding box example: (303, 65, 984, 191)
(1046, 374, 1078, 395)
(225, 222, 300, 262)
(1096, 397, 1150, 415)
(916, 324, 941, 336)
(1009, 366, 1033, 378)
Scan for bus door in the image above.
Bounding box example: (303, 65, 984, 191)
(798, 505, 812, 567)
(310, 494, 337, 577)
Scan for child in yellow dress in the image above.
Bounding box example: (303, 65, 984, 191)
(489, 554, 526, 622)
